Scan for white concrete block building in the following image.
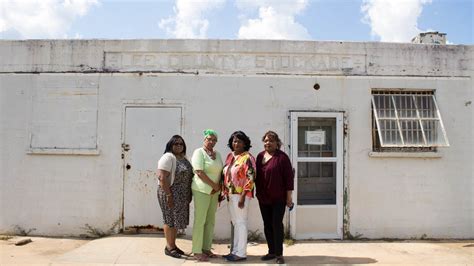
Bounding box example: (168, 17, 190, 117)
(0, 39, 472, 239)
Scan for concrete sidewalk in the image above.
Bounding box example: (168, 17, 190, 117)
(1, 234, 472, 265)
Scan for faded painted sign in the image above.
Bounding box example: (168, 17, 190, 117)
(104, 52, 366, 74)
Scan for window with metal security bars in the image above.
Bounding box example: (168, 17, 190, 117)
(371, 90, 449, 152)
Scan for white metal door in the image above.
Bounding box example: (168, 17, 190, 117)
(290, 112, 343, 239)
(123, 106, 182, 228)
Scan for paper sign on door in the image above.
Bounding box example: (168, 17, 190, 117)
(305, 130, 325, 145)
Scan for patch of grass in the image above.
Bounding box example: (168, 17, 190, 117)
(284, 237, 295, 246)
(0, 235, 13, 241)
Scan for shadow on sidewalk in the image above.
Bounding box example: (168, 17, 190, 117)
(183, 255, 377, 264)
(274, 255, 377, 264)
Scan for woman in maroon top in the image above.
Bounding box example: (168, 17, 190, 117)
(255, 131, 294, 265)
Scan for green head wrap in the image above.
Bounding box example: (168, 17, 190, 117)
(203, 129, 218, 139)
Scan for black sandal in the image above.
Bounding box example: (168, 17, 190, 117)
(276, 256, 285, 264)
(165, 247, 182, 258)
(174, 247, 185, 255)
(261, 254, 276, 261)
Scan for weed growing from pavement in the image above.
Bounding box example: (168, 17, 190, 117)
(81, 219, 120, 238)
(345, 231, 364, 240)
(248, 229, 263, 242)
(284, 228, 295, 246)
(13, 225, 36, 236)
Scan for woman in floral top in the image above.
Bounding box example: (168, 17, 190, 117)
(222, 131, 256, 262)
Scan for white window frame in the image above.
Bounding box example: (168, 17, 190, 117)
(371, 91, 449, 149)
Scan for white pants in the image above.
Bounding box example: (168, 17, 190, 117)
(228, 194, 250, 258)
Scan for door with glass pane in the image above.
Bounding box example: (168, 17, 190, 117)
(290, 112, 343, 239)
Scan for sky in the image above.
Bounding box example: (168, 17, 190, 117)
(0, 0, 472, 44)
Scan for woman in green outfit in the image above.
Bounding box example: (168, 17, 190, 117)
(191, 129, 224, 262)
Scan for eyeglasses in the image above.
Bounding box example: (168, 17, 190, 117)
(173, 143, 184, 146)
(205, 137, 217, 142)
